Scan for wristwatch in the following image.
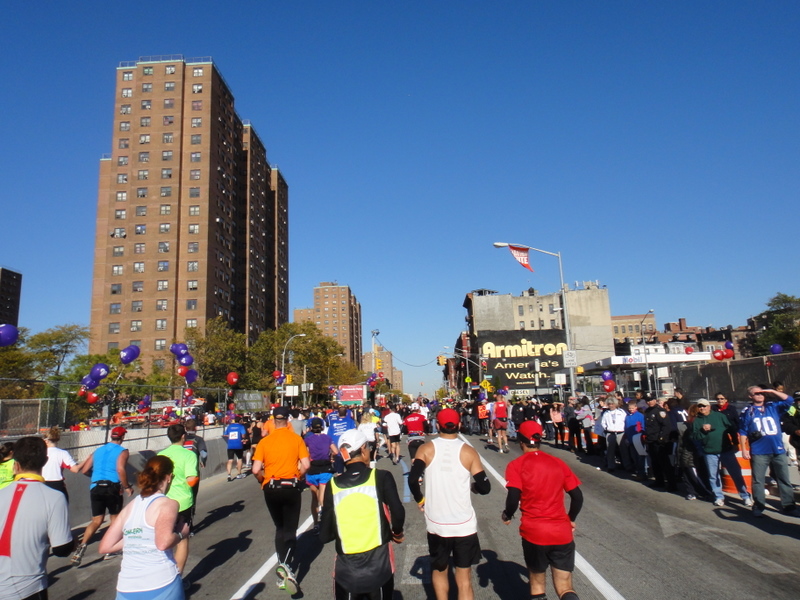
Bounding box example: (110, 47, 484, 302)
(176, 531, 184, 540)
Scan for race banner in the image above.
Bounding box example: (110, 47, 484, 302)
(508, 245, 534, 272)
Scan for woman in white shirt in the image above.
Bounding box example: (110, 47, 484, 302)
(43, 427, 82, 501)
(358, 412, 380, 467)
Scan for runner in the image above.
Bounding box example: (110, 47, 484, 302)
(492, 392, 510, 453)
(304, 417, 338, 533)
(408, 408, 491, 600)
(383, 404, 404, 465)
(403, 403, 429, 460)
(223, 416, 249, 481)
(502, 420, 583, 600)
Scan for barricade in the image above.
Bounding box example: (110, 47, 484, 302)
(721, 450, 751, 494)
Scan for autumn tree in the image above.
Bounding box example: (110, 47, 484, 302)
(750, 293, 800, 356)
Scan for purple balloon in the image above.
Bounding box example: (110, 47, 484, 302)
(90, 363, 110, 380)
(770, 344, 783, 355)
(601, 370, 614, 381)
(169, 343, 182, 356)
(185, 369, 198, 384)
(176, 343, 189, 356)
(119, 345, 141, 365)
(178, 354, 194, 366)
(81, 375, 99, 390)
(0, 324, 19, 347)
(724, 341, 734, 350)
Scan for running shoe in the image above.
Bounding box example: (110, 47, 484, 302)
(752, 507, 764, 518)
(70, 544, 87, 566)
(227, 475, 233, 482)
(276, 563, 298, 594)
(713, 499, 725, 507)
(743, 496, 754, 507)
(685, 494, 697, 501)
(236, 473, 246, 479)
(103, 552, 121, 561)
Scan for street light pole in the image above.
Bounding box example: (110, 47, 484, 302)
(281, 333, 306, 406)
(640, 310, 654, 397)
(493, 242, 576, 396)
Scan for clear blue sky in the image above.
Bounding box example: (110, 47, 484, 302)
(1, 2, 798, 395)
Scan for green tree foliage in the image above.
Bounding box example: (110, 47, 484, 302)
(751, 293, 800, 355)
(185, 317, 247, 387)
(26, 324, 90, 378)
(0, 327, 40, 399)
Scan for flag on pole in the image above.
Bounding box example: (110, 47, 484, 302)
(508, 245, 534, 272)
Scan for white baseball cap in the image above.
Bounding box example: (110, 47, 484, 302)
(338, 429, 368, 455)
(410, 402, 420, 410)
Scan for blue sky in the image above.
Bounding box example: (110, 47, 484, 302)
(1, 2, 798, 394)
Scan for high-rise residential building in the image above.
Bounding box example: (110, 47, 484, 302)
(362, 346, 403, 391)
(0, 267, 22, 326)
(89, 56, 289, 367)
(294, 282, 362, 368)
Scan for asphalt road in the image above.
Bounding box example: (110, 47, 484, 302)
(47, 436, 800, 600)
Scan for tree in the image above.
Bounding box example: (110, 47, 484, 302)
(750, 293, 800, 356)
(185, 317, 247, 387)
(26, 324, 90, 379)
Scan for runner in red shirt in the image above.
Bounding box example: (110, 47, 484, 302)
(502, 420, 583, 600)
(403, 403, 429, 460)
(491, 393, 510, 453)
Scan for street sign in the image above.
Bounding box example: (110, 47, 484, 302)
(563, 351, 578, 368)
(554, 374, 567, 385)
(488, 386, 495, 393)
(464, 377, 472, 383)
(484, 374, 493, 379)
(480, 380, 490, 389)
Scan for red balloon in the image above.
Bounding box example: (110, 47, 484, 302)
(177, 366, 190, 377)
(227, 372, 239, 386)
(87, 392, 99, 404)
(713, 350, 725, 361)
(684, 347, 694, 355)
(503, 386, 509, 391)
(184, 388, 193, 397)
(77, 387, 87, 397)
(723, 348, 734, 359)
(602, 380, 616, 392)
(272, 370, 282, 378)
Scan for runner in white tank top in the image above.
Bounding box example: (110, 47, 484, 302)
(424, 437, 477, 536)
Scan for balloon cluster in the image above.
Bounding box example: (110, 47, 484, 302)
(272, 370, 286, 386)
(0, 324, 19, 347)
(367, 372, 385, 390)
(137, 394, 151, 414)
(601, 370, 616, 392)
(171, 343, 198, 383)
(79, 362, 112, 403)
(497, 386, 510, 396)
(328, 385, 336, 395)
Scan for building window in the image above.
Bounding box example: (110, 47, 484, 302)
(187, 261, 199, 272)
(155, 319, 167, 331)
(136, 187, 147, 198)
(141, 83, 152, 93)
(162, 133, 173, 143)
(155, 339, 166, 351)
(192, 83, 203, 93)
(186, 299, 197, 310)
(165, 65, 176, 75)
(137, 170, 148, 180)
(122, 88, 132, 98)
(163, 98, 174, 109)
(139, 134, 150, 144)
(116, 191, 127, 202)
(162, 151, 173, 161)
(122, 71, 133, 81)
(628, 325, 633, 333)
(188, 242, 199, 253)
(112, 227, 126, 238)
(120, 104, 131, 114)
(189, 170, 200, 180)
(191, 118, 202, 128)
(648, 324, 654, 331)
(186, 319, 198, 329)
(141, 100, 151, 110)
(108, 323, 120, 334)
(140, 116, 151, 127)
(160, 187, 172, 197)
(192, 100, 202, 110)
(159, 204, 171, 215)
(157, 261, 169, 272)
(110, 303, 121, 314)
(119, 121, 130, 131)
(119, 138, 130, 149)
(133, 261, 144, 273)
(165, 81, 176, 91)
(158, 241, 170, 253)
(112, 265, 123, 276)
(112, 246, 124, 257)
(142, 66, 153, 76)
(190, 152, 201, 162)
(135, 206, 147, 217)
(135, 224, 146, 235)
(191, 134, 201, 144)
(614, 326, 619, 334)
(189, 205, 200, 216)
(187, 280, 198, 291)
(159, 223, 170, 234)
(117, 156, 128, 166)
(189, 187, 200, 198)
(138, 152, 149, 162)
(114, 209, 126, 220)
(161, 168, 172, 179)
(134, 243, 145, 254)
(132, 281, 143, 292)
(518, 305, 524, 316)
(131, 300, 143, 312)
(117, 174, 128, 184)
(130, 320, 142, 332)
(163, 116, 174, 126)
(188, 224, 199, 234)
(110, 283, 122, 295)
(551, 319, 557, 328)
(635, 325, 640, 333)
(156, 300, 168, 311)
(193, 67, 203, 76)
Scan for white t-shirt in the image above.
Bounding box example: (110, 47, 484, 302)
(383, 412, 403, 436)
(358, 422, 379, 442)
(42, 447, 77, 482)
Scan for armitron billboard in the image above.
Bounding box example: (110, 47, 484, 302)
(478, 330, 568, 391)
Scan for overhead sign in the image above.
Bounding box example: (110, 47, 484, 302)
(563, 350, 578, 368)
(338, 385, 366, 404)
(478, 329, 568, 392)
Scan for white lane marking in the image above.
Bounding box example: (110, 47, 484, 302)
(400, 543, 432, 584)
(458, 434, 627, 600)
(229, 513, 315, 600)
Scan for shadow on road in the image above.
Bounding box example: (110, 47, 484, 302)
(192, 499, 246, 535)
(186, 528, 254, 584)
(476, 549, 529, 598)
(295, 529, 325, 583)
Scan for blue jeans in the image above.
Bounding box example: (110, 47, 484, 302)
(750, 452, 795, 510)
(703, 450, 752, 502)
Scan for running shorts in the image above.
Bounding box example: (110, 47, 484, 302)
(427, 532, 481, 571)
(522, 538, 575, 573)
(227, 448, 244, 460)
(306, 472, 334, 487)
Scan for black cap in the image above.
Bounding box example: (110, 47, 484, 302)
(273, 406, 290, 419)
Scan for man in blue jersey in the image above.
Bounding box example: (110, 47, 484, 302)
(327, 406, 357, 473)
(71, 426, 133, 565)
(224, 416, 249, 481)
(739, 385, 798, 518)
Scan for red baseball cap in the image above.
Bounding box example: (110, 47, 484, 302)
(437, 408, 460, 430)
(111, 426, 128, 439)
(517, 421, 543, 444)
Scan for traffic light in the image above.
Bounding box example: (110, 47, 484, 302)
(376, 359, 383, 369)
(286, 374, 293, 384)
(437, 355, 446, 366)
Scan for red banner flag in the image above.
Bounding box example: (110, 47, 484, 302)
(508, 245, 534, 272)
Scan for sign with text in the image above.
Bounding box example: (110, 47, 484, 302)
(478, 329, 568, 392)
(338, 384, 366, 405)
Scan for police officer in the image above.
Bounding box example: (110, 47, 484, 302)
(644, 395, 676, 490)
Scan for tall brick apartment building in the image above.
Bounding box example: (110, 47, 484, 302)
(89, 56, 288, 368)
